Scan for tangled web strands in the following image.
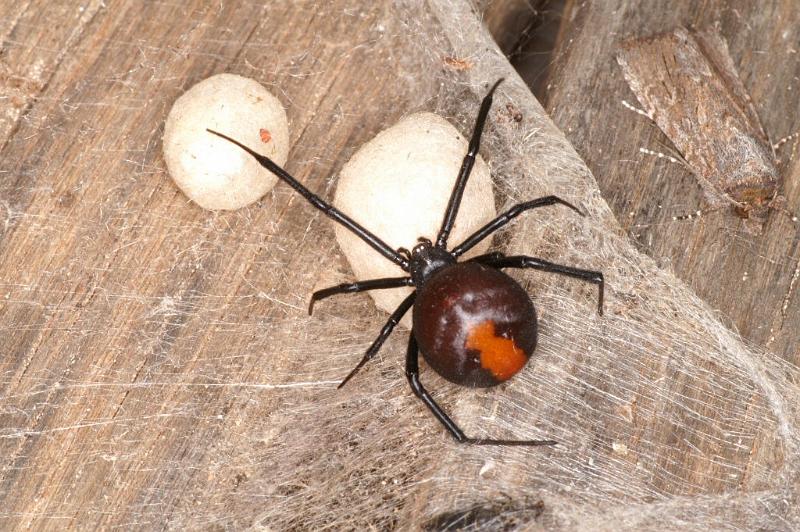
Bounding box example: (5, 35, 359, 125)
(256, 3, 800, 529)
(0, 0, 798, 530)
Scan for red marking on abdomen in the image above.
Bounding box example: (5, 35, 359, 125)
(465, 320, 527, 381)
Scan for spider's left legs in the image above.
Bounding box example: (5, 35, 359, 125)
(480, 254, 604, 315)
(308, 276, 413, 315)
(405, 334, 557, 446)
(206, 129, 409, 270)
(435, 79, 504, 249)
(337, 292, 416, 389)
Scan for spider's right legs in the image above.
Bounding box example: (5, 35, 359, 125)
(308, 276, 413, 315)
(479, 253, 604, 315)
(337, 292, 416, 389)
(452, 196, 583, 257)
(405, 334, 557, 446)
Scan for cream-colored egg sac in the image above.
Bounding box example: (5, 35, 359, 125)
(163, 73, 290, 210)
(333, 112, 497, 324)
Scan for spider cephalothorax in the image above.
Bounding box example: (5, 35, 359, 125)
(407, 238, 455, 287)
(207, 79, 604, 446)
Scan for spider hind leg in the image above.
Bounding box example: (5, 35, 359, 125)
(405, 333, 557, 446)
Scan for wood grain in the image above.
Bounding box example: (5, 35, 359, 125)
(0, 2, 425, 527)
(482, 0, 546, 55)
(618, 27, 781, 227)
(530, 1, 800, 361)
(1, 1, 798, 529)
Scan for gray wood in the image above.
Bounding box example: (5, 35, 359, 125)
(483, 0, 547, 54)
(525, 1, 800, 360)
(0, 1, 797, 529)
(0, 2, 424, 527)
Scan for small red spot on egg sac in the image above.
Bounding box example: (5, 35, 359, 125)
(259, 128, 272, 143)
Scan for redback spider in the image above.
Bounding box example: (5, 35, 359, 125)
(207, 79, 604, 446)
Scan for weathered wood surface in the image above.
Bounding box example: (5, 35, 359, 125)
(1, 1, 798, 529)
(482, 0, 546, 55)
(530, 1, 800, 361)
(0, 2, 428, 528)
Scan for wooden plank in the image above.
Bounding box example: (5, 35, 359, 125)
(527, 1, 800, 360)
(482, 0, 547, 55)
(0, 0, 797, 529)
(0, 2, 426, 528)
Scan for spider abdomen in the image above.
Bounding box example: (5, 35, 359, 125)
(412, 262, 537, 388)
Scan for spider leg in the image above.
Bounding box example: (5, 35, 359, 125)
(308, 276, 413, 315)
(337, 292, 416, 389)
(451, 196, 583, 257)
(435, 79, 504, 249)
(405, 334, 556, 446)
(206, 129, 409, 271)
(467, 251, 505, 264)
(484, 254, 604, 315)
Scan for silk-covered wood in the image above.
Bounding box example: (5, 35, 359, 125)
(1, 1, 799, 529)
(533, 1, 800, 361)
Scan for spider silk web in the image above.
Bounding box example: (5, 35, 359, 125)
(0, 1, 798, 530)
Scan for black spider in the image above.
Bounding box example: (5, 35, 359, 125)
(207, 79, 603, 446)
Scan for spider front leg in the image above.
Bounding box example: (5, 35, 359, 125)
(206, 129, 409, 270)
(405, 334, 557, 446)
(308, 276, 413, 315)
(436, 79, 504, 249)
(337, 292, 416, 389)
(452, 196, 583, 257)
(481, 254, 604, 315)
